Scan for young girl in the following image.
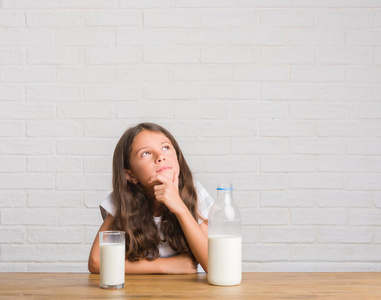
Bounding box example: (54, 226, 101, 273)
(88, 122, 214, 274)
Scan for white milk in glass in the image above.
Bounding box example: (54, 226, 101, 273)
(208, 236, 242, 286)
(100, 242, 125, 288)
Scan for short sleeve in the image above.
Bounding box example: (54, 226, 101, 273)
(195, 181, 214, 224)
(99, 193, 116, 220)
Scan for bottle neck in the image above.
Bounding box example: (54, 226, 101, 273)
(216, 189, 233, 204)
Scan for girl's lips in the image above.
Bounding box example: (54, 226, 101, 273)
(156, 166, 172, 173)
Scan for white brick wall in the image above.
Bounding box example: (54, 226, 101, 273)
(0, 0, 380, 273)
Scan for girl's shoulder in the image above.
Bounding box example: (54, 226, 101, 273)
(99, 192, 115, 220)
(194, 181, 212, 202)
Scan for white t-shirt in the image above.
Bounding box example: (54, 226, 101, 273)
(99, 181, 214, 271)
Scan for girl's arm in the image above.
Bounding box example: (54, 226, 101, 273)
(124, 253, 196, 274)
(150, 173, 209, 272)
(88, 214, 112, 274)
(88, 214, 196, 274)
(173, 209, 208, 272)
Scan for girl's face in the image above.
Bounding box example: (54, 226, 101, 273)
(125, 130, 180, 192)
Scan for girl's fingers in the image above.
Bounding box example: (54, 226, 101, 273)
(147, 174, 159, 185)
(150, 172, 181, 207)
(153, 184, 166, 194)
(155, 195, 165, 202)
(148, 174, 169, 185)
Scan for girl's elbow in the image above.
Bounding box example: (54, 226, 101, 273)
(203, 265, 208, 274)
(88, 256, 100, 274)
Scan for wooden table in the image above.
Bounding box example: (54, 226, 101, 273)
(0, 272, 380, 299)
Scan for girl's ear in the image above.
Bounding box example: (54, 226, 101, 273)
(124, 169, 138, 184)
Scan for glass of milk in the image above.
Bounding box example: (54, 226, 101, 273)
(99, 231, 125, 289)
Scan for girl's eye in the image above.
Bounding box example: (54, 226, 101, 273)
(162, 145, 170, 150)
(141, 151, 150, 157)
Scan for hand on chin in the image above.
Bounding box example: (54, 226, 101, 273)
(154, 169, 174, 183)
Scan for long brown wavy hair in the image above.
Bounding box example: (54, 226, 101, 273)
(110, 122, 200, 262)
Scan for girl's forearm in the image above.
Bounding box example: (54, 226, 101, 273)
(125, 258, 162, 274)
(149, 174, 208, 271)
(125, 254, 196, 274)
(91, 253, 196, 274)
(175, 206, 208, 273)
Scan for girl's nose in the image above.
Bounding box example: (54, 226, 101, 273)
(156, 154, 165, 163)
